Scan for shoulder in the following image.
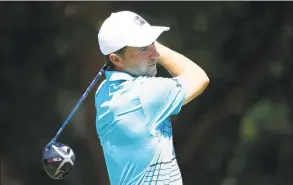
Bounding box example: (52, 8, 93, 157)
(133, 76, 184, 93)
(95, 80, 107, 98)
(132, 76, 184, 103)
(133, 76, 178, 86)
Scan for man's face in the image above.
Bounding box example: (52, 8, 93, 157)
(117, 43, 160, 77)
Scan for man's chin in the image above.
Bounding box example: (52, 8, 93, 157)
(148, 69, 157, 77)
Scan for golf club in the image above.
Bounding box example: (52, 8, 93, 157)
(42, 64, 107, 179)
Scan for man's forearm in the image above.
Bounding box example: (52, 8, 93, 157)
(156, 42, 205, 78)
(155, 42, 209, 104)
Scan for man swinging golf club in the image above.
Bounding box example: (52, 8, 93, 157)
(96, 11, 209, 185)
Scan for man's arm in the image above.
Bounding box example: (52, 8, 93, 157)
(155, 42, 209, 105)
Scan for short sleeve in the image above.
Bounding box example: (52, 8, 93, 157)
(136, 76, 187, 128)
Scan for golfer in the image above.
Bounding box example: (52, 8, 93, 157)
(95, 11, 209, 185)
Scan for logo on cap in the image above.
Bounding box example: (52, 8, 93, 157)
(133, 15, 146, 26)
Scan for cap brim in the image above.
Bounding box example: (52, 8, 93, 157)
(126, 26, 170, 47)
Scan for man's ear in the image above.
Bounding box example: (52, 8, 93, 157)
(109, 53, 124, 68)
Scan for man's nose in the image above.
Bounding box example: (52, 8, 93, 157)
(149, 44, 160, 59)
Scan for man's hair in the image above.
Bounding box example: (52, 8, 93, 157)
(105, 47, 126, 71)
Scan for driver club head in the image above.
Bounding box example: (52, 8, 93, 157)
(42, 142, 76, 179)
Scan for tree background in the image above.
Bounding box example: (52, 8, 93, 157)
(1, 2, 292, 185)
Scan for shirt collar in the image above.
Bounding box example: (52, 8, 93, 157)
(105, 70, 135, 82)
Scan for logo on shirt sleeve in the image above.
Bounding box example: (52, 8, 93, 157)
(172, 78, 182, 88)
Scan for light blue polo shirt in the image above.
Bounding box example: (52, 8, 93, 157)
(95, 70, 187, 185)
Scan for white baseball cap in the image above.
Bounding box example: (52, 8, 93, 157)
(98, 11, 170, 55)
